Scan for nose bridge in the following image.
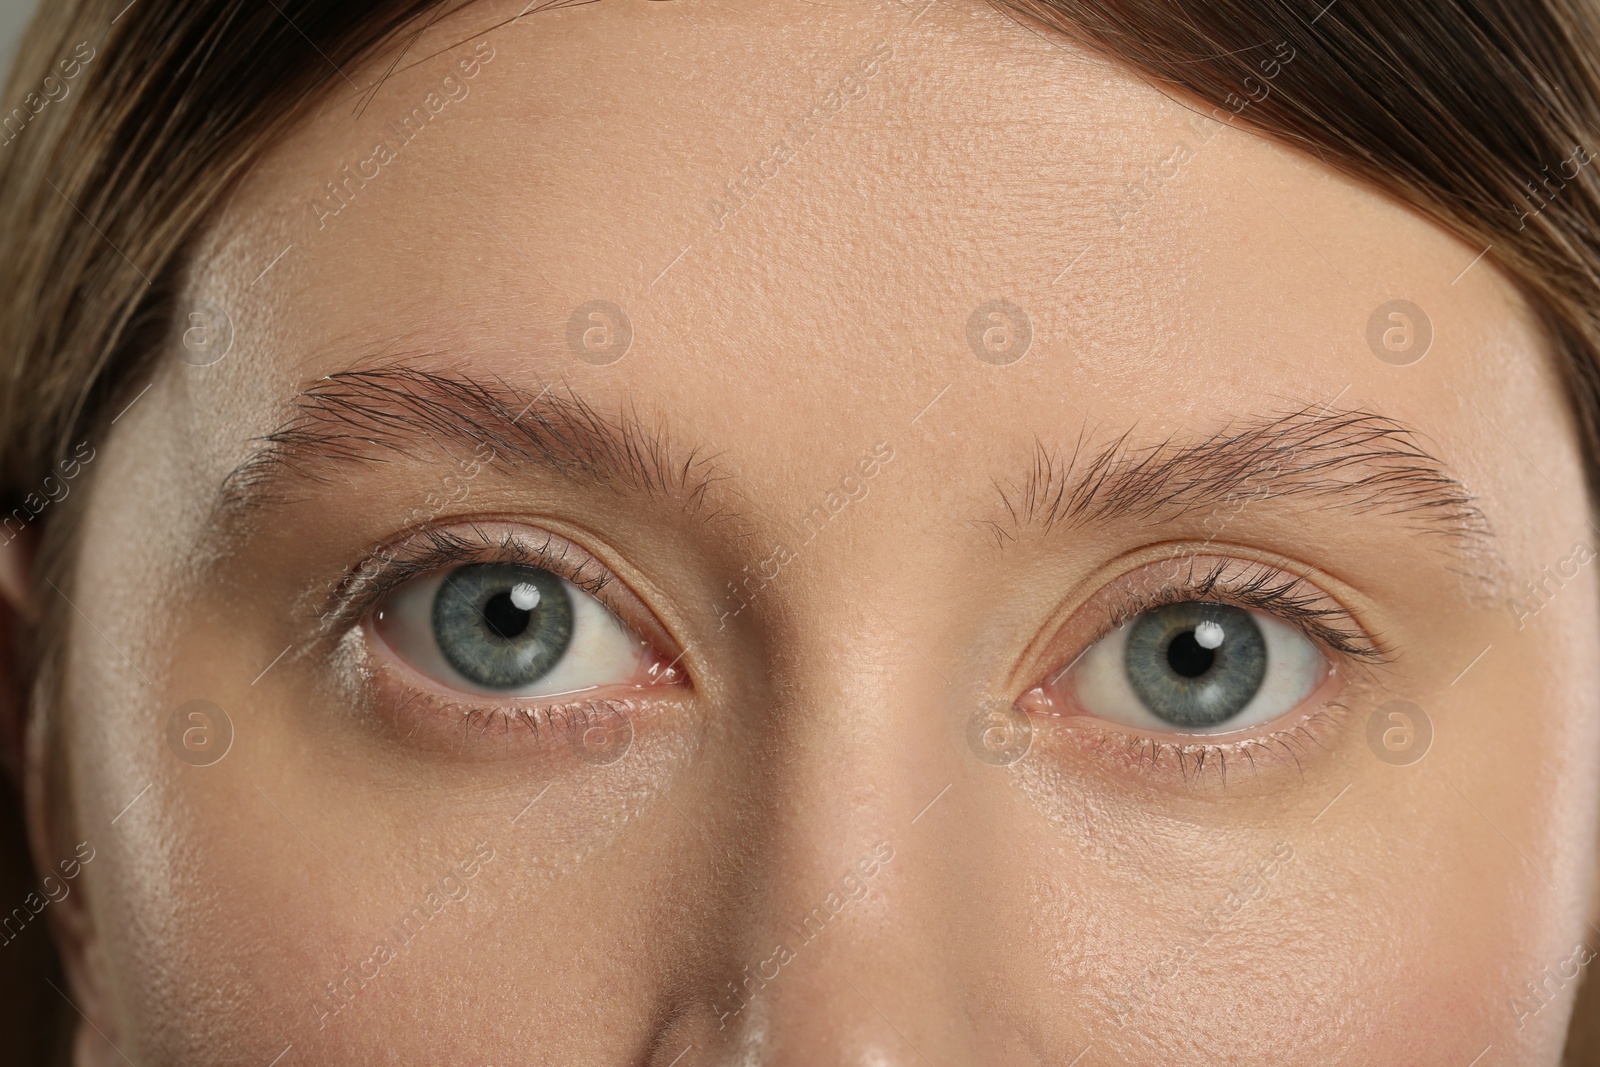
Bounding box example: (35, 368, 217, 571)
(706, 598, 984, 1065)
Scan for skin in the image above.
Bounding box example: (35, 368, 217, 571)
(6, 0, 1599, 1063)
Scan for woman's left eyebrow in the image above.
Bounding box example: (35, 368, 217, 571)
(981, 405, 1499, 554)
(211, 364, 729, 521)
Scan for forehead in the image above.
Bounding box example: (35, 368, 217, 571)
(178, 0, 1552, 521)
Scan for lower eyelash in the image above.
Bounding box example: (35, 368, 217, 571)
(459, 697, 629, 743)
(389, 684, 649, 756)
(1041, 700, 1358, 786)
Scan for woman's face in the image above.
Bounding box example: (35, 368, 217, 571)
(42, 1, 1600, 1063)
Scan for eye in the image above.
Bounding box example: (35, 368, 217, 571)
(371, 561, 651, 698)
(1057, 601, 1330, 734)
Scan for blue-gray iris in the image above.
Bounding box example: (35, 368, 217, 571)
(1124, 602, 1266, 727)
(432, 563, 573, 689)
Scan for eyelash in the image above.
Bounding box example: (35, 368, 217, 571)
(317, 523, 676, 752)
(390, 687, 645, 749)
(1066, 708, 1355, 784)
(318, 524, 615, 634)
(321, 532, 1374, 769)
(1034, 555, 1389, 783)
(1084, 555, 1390, 668)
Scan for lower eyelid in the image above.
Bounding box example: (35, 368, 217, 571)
(1022, 688, 1360, 792)
(355, 624, 685, 763)
(386, 687, 651, 763)
(1007, 554, 1379, 786)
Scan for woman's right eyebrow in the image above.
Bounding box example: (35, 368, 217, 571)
(210, 364, 733, 524)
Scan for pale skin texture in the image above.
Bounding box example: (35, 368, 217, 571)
(8, 0, 1600, 1064)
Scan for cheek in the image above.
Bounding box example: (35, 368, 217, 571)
(64, 491, 711, 1063)
(981, 574, 1600, 1064)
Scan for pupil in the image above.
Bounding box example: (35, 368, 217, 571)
(1122, 602, 1267, 729)
(1166, 629, 1216, 678)
(432, 563, 574, 690)
(482, 590, 532, 640)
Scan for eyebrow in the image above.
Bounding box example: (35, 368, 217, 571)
(216, 365, 729, 521)
(222, 377, 1492, 565)
(983, 406, 1495, 551)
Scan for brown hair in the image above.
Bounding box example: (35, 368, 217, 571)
(0, 0, 1597, 1059)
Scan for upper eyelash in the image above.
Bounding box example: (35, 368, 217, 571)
(315, 523, 615, 636)
(1094, 555, 1391, 665)
(1045, 558, 1383, 784)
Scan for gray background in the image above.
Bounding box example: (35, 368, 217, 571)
(0, 0, 42, 88)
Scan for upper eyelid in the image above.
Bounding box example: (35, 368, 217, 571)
(314, 522, 620, 638)
(1078, 556, 1391, 670)
(305, 517, 695, 701)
